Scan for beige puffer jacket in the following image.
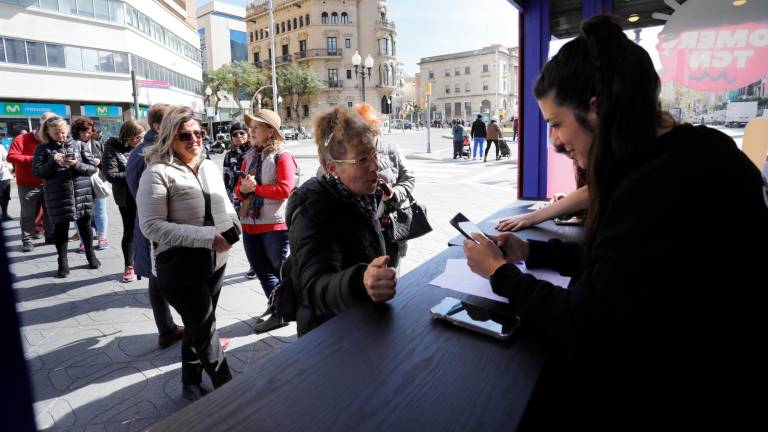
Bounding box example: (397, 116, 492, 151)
(137, 157, 241, 271)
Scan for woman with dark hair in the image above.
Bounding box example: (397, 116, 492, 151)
(464, 15, 766, 427)
(32, 117, 100, 277)
(102, 119, 147, 282)
(70, 117, 109, 252)
(222, 121, 249, 213)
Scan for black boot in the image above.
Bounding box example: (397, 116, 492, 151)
(85, 250, 101, 269)
(56, 244, 69, 278)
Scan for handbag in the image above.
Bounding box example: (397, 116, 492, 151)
(385, 189, 433, 242)
(91, 172, 112, 199)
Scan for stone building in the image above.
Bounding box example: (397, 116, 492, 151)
(245, 0, 399, 126)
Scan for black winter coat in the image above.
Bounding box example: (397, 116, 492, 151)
(102, 137, 135, 208)
(285, 175, 386, 336)
(32, 140, 97, 224)
(470, 118, 487, 138)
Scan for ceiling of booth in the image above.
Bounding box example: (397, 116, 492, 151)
(550, 0, 679, 39)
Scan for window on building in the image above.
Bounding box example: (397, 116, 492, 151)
(268, 48, 272, 61)
(287, 20, 291, 31)
(454, 68, 460, 76)
(482, 64, 489, 73)
(293, 18, 297, 29)
(0, 40, 4, 62)
(346, 69, 352, 79)
(281, 44, 289, 56)
(428, 70, 434, 79)
(45, 43, 64, 68)
(98, 50, 115, 72)
(303, 105, 309, 117)
(275, 24, 279, 34)
(4, 38, 27, 64)
(299, 40, 306, 52)
(286, 106, 292, 119)
(341, 12, 348, 24)
(321, 12, 328, 24)
(306, 14, 310, 25)
(465, 102, 471, 116)
(327, 37, 337, 54)
(331, 12, 338, 24)
(77, 0, 94, 17)
(281, 22, 285, 33)
(260, 29, 264, 39)
(445, 103, 452, 118)
(345, 38, 351, 49)
(254, 52, 260, 64)
(230, 30, 248, 62)
(300, 16, 304, 27)
(93, 0, 109, 20)
(465, 82, 471, 92)
(64, 45, 82, 69)
(445, 84, 450, 94)
(483, 80, 489, 91)
(250, 32, 254, 43)
(26, 41, 46, 66)
(39, 0, 59, 12)
(114, 52, 128, 73)
(328, 68, 339, 85)
(444, 69, 450, 77)
(347, 101, 353, 107)
(454, 102, 462, 117)
(465, 66, 470, 75)
(109, 0, 124, 22)
(81, 48, 99, 72)
(455, 84, 460, 94)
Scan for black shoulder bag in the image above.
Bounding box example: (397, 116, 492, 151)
(386, 189, 433, 242)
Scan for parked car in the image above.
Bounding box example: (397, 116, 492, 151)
(280, 125, 298, 140)
(393, 119, 413, 130)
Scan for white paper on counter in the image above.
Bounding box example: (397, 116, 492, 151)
(429, 259, 571, 303)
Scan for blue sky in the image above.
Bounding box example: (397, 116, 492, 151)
(199, 0, 519, 74)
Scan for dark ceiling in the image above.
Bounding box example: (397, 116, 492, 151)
(550, 0, 679, 39)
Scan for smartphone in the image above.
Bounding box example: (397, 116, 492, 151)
(449, 212, 489, 243)
(235, 171, 247, 179)
(430, 296, 520, 341)
(64, 152, 76, 161)
(220, 225, 240, 245)
(553, 215, 585, 226)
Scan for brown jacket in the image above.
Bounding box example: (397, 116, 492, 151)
(486, 122, 503, 140)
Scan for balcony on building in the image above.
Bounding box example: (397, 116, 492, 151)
(293, 48, 343, 60)
(276, 54, 293, 65)
(327, 80, 344, 89)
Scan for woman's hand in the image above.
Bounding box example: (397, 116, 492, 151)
(62, 157, 77, 168)
(496, 213, 537, 231)
(213, 233, 232, 253)
(488, 233, 529, 262)
(378, 179, 394, 202)
(239, 175, 257, 194)
(463, 233, 507, 279)
(363, 255, 397, 302)
(53, 153, 65, 165)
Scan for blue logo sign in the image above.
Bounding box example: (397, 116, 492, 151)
(0, 102, 69, 117)
(81, 105, 122, 117)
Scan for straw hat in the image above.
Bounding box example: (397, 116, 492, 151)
(244, 109, 284, 141)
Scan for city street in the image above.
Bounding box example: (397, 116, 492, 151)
(4, 130, 521, 431)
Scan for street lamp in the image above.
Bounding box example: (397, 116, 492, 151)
(204, 86, 214, 140)
(387, 97, 392, 133)
(351, 50, 374, 102)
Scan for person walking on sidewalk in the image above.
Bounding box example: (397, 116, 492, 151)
(103, 119, 147, 283)
(125, 103, 184, 349)
(7, 112, 57, 251)
(138, 106, 240, 401)
(71, 117, 109, 252)
(32, 117, 100, 278)
(0, 144, 13, 221)
(234, 110, 297, 334)
(484, 118, 503, 162)
(470, 114, 487, 160)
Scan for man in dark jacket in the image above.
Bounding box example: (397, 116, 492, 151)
(124, 104, 183, 348)
(470, 114, 487, 160)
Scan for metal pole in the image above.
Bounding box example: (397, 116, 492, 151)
(426, 95, 431, 153)
(131, 70, 139, 118)
(361, 73, 366, 103)
(268, 0, 278, 113)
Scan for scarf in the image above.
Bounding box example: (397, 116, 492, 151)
(244, 149, 265, 219)
(326, 174, 378, 229)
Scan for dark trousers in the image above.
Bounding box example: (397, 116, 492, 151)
(243, 230, 289, 313)
(148, 276, 177, 337)
(117, 204, 136, 267)
(54, 215, 93, 255)
(485, 139, 500, 160)
(18, 184, 53, 242)
(0, 179, 10, 216)
(453, 140, 464, 159)
(158, 265, 231, 388)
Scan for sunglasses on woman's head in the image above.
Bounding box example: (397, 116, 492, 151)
(177, 130, 203, 141)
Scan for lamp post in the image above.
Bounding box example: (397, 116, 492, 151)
(268, 0, 279, 113)
(204, 86, 214, 140)
(387, 97, 392, 133)
(251, 85, 273, 111)
(351, 50, 373, 102)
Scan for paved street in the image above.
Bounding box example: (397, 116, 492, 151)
(4, 129, 521, 430)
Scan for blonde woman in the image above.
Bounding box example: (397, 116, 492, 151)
(137, 106, 240, 401)
(234, 109, 297, 333)
(32, 117, 99, 277)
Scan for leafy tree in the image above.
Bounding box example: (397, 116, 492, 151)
(203, 71, 224, 116)
(208, 62, 266, 117)
(275, 65, 322, 130)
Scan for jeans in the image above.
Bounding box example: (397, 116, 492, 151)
(92, 198, 108, 238)
(17, 184, 53, 243)
(117, 204, 136, 267)
(472, 137, 485, 159)
(243, 230, 290, 312)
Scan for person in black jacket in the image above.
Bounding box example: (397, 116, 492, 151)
(469, 114, 486, 160)
(103, 119, 147, 283)
(463, 15, 767, 428)
(286, 106, 397, 336)
(32, 117, 100, 277)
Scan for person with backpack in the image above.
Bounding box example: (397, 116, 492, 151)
(451, 120, 465, 159)
(234, 109, 298, 334)
(284, 106, 398, 336)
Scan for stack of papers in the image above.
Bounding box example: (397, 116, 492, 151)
(429, 259, 571, 303)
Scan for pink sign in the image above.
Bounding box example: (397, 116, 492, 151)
(138, 80, 170, 89)
(657, 22, 768, 92)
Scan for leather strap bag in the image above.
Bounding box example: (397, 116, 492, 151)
(385, 189, 432, 242)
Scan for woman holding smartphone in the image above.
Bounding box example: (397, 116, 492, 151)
(137, 106, 240, 401)
(32, 117, 100, 277)
(234, 109, 297, 334)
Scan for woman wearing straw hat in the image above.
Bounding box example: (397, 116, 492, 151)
(235, 109, 298, 333)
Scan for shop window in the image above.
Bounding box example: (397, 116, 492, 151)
(4, 38, 27, 64)
(26, 41, 46, 66)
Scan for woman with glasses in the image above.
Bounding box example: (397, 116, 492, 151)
(137, 106, 240, 401)
(285, 106, 397, 336)
(32, 117, 100, 277)
(234, 109, 297, 333)
(71, 117, 109, 252)
(222, 121, 249, 213)
(102, 119, 147, 282)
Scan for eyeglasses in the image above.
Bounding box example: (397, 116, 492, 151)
(177, 130, 203, 142)
(332, 151, 378, 166)
(231, 131, 247, 137)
